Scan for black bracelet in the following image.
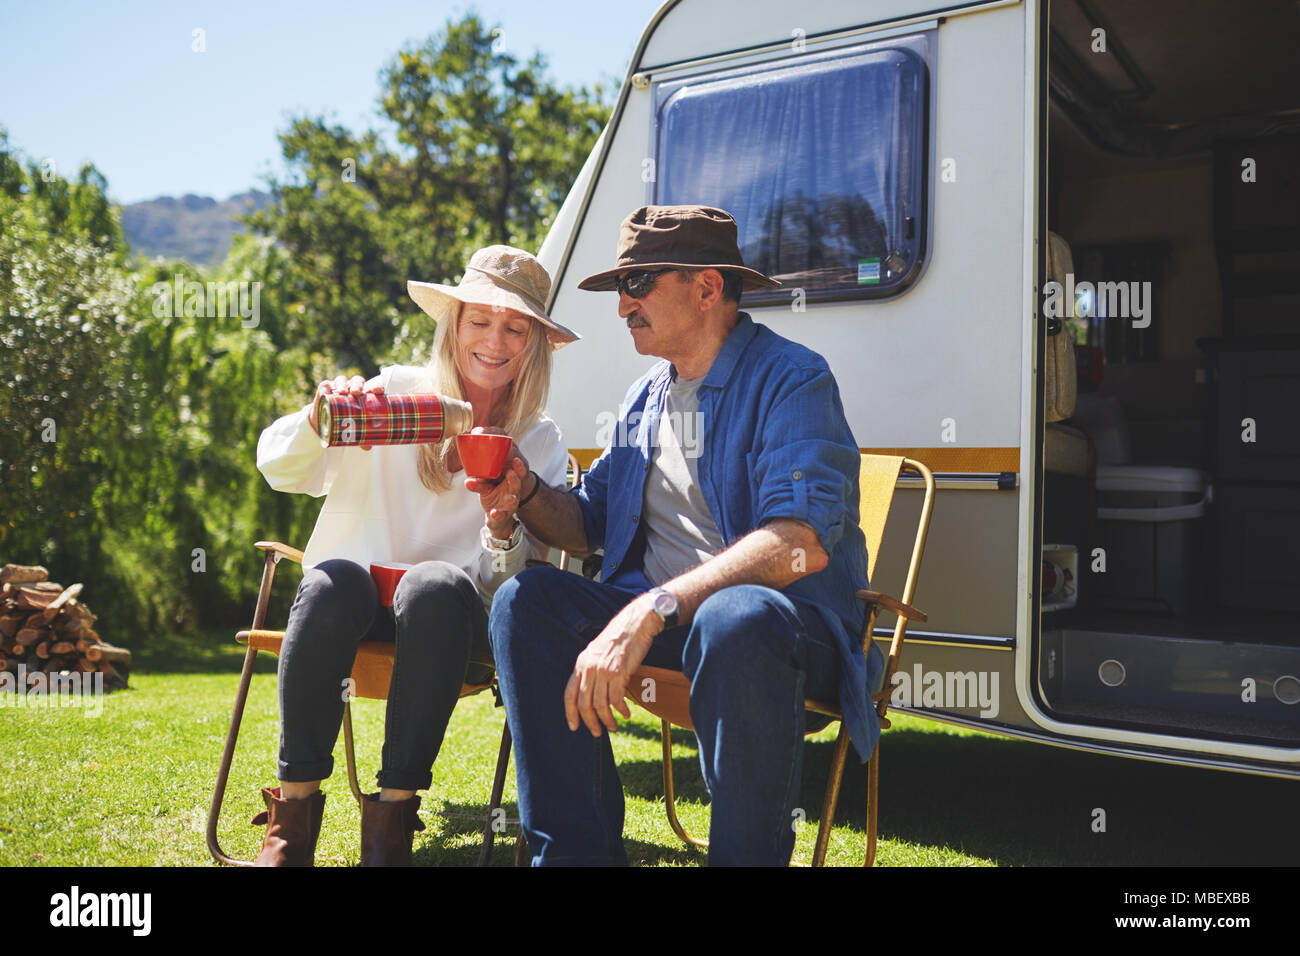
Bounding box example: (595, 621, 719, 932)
(518, 470, 542, 508)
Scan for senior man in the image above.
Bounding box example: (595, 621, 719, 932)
(471, 205, 882, 866)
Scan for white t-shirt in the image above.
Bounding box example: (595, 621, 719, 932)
(255, 365, 567, 601)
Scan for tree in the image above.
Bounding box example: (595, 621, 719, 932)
(0, 149, 141, 624)
(379, 14, 608, 256)
(247, 120, 401, 378)
(0, 127, 24, 200)
(249, 12, 611, 375)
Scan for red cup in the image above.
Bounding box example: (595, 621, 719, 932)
(457, 433, 513, 480)
(369, 562, 413, 607)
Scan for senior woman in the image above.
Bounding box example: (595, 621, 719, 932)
(253, 246, 578, 867)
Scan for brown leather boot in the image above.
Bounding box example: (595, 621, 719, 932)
(251, 786, 326, 867)
(359, 792, 426, 867)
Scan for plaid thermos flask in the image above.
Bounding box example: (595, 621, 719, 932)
(314, 393, 474, 447)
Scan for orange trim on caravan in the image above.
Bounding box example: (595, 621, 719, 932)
(566, 447, 1019, 473)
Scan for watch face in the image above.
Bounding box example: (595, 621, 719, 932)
(653, 590, 677, 616)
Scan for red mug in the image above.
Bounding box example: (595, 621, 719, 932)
(456, 433, 513, 480)
(369, 562, 413, 607)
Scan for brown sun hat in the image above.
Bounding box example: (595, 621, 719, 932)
(577, 205, 780, 292)
(408, 245, 580, 350)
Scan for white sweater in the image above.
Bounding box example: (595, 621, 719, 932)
(255, 365, 568, 602)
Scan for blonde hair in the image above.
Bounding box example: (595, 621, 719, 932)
(416, 303, 552, 492)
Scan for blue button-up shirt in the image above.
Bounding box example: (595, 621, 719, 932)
(570, 312, 884, 761)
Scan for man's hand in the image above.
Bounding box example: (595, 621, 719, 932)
(564, 595, 662, 736)
(558, 521, 824, 737)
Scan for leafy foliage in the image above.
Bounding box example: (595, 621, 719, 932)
(250, 12, 609, 374)
(0, 142, 312, 631)
(1, 132, 141, 624)
(0, 14, 610, 637)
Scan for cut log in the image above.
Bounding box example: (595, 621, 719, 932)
(54, 603, 96, 628)
(53, 613, 96, 637)
(15, 627, 48, 647)
(11, 588, 62, 611)
(34, 642, 50, 659)
(0, 614, 24, 638)
(49, 641, 74, 655)
(97, 662, 127, 690)
(32, 584, 83, 626)
(51, 618, 78, 637)
(85, 643, 131, 666)
(2, 580, 60, 595)
(0, 564, 48, 585)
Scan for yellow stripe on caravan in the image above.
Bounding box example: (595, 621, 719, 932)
(566, 448, 1020, 473)
(863, 447, 1019, 473)
(569, 448, 605, 470)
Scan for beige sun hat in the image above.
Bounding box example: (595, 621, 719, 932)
(407, 245, 580, 350)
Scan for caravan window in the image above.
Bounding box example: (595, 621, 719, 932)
(652, 33, 932, 305)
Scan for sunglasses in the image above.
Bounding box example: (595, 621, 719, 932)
(616, 268, 677, 298)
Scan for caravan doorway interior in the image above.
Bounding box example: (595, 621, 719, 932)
(1038, 0, 1300, 749)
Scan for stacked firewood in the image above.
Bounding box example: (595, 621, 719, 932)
(0, 564, 131, 690)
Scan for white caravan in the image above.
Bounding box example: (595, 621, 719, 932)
(536, 0, 1300, 778)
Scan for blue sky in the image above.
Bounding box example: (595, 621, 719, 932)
(0, 0, 663, 204)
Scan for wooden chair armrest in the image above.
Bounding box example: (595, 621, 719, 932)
(855, 589, 927, 623)
(255, 541, 305, 564)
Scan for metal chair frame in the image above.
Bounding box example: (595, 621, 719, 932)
(205, 456, 584, 867)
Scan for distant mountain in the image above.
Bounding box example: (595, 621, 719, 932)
(120, 190, 272, 266)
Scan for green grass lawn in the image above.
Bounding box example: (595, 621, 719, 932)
(2, 627, 1297, 866)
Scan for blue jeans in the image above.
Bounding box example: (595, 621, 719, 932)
(489, 566, 841, 866)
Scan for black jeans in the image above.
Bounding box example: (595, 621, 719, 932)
(276, 558, 493, 791)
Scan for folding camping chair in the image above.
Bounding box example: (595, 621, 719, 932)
(204, 455, 584, 867)
(623, 454, 934, 866)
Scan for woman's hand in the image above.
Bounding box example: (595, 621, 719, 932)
(464, 427, 532, 539)
(307, 374, 384, 450)
(475, 458, 531, 540)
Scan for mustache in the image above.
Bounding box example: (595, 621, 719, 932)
(626, 314, 649, 329)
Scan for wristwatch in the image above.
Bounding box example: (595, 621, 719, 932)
(648, 587, 679, 629)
